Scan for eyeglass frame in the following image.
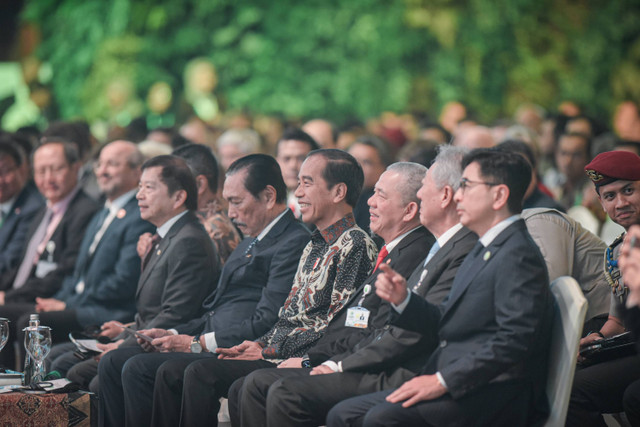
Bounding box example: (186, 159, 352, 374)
(458, 178, 501, 192)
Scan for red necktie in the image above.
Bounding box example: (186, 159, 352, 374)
(374, 245, 388, 271)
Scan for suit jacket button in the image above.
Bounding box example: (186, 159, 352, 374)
(440, 340, 447, 348)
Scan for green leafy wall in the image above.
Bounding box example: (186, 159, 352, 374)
(23, 0, 640, 124)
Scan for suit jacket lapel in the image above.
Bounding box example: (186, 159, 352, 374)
(208, 237, 254, 307)
(74, 213, 102, 275)
(209, 210, 298, 307)
(79, 197, 138, 275)
(441, 221, 522, 317)
(412, 227, 470, 294)
(136, 212, 192, 297)
(344, 227, 425, 307)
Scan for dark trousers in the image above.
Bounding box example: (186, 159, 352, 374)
(49, 342, 77, 374)
(327, 381, 532, 427)
(566, 355, 640, 426)
(151, 357, 275, 427)
(235, 368, 385, 427)
(99, 348, 213, 427)
(67, 357, 99, 392)
(623, 379, 640, 426)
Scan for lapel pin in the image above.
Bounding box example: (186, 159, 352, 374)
(117, 209, 126, 219)
(14, 207, 21, 215)
(157, 249, 162, 256)
(483, 251, 491, 261)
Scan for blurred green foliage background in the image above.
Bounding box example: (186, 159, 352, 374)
(22, 0, 640, 124)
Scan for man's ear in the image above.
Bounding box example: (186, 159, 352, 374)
(403, 201, 419, 222)
(195, 175, 208, 196)
(261, 185, 277, 209)
(441, 185, 454, 209)
(492, 184, 510, 211)
(172, 189, 188, 209)
(332, 182, 347, 204)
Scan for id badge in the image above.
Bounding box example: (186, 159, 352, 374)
(345, 306, 370, 328)
(35, 260, 57, 278)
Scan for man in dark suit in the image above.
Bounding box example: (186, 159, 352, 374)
(98, 154, 310, 426)
(328, 148, 553, 427)
(0, 135, 44, 277)
(12, 141, 154, 344)
(148, 149, 377, 427)
(63, 155, 220, 391)
(0, 140, 98, 367)
(232, 146, 478, 427)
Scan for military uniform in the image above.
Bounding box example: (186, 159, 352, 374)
(566, 150, 640, 427)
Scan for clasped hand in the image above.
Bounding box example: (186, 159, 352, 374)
(216, 340, 263, 360)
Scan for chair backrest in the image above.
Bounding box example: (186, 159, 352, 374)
(544, 276, 588, 427)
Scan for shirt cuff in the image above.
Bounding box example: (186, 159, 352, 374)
(392, 291, 412, 313)
(168, 329, 178, 335)
(203, 332, 217, 352)
(435, 371, 448, 390)
(321, 360, 342, 373)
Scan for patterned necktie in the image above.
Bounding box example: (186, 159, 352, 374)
(244, 238, 259, 256)
(141, 233, 162, 271)
(88, 207, 112, 255)
(374, 245, 388, 271)
(13, 208, 54, 288)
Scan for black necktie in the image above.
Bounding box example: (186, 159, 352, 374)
(469, 241, 485, 259)
(142, 234, 162, 271)
(244, 238, 259, 256)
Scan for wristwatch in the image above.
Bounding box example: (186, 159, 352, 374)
(190, 336, 203, 353)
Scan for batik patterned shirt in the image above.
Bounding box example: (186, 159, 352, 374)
(258, 213, 377, 361)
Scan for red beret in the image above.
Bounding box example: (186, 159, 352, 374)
(584, 150, 640, 188)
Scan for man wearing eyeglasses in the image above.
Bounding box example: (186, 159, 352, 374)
(328, 148, 553, 427)
(0, 140, 99, 367)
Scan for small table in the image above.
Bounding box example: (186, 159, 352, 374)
(0, 391, 95, 426)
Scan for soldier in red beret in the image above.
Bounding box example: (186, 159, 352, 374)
(566, 150, 640, 426)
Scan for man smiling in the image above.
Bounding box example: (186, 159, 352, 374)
(329, 148, 552, 427)
(61, 155, 219, 392)
(99, 154, 310, 426)
(147, 149, 377, 427)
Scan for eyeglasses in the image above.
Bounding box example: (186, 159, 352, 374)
(93, 160, 126, 170)
(458, 178, 500, 192)
(34, 164, 70, 178)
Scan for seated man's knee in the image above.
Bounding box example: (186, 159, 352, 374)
(156, 359, 186, 388)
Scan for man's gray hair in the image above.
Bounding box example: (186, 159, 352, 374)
(431, 145, 469, 191)
(386, 162, 427, 206)
(217, 129, 261, 155)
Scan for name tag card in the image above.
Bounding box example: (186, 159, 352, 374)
(345, 307, 370, 328)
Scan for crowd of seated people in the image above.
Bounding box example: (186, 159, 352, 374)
(0, 100, 639, 427)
